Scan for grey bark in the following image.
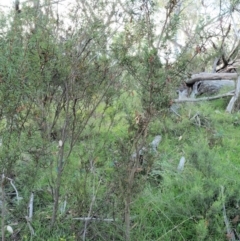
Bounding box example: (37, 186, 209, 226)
(177, 80, 235, 99)
(192, 80, 235, 97)
(173, 91, 234, 103)
(226, 77, 240, 113)
(186, 73, 238, 85)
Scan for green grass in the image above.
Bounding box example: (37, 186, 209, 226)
(3, 92, 240, 240)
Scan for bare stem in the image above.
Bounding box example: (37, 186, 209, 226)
(1, 173, 5, 241)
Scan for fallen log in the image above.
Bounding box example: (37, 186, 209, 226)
(186, 73, 238, 85)
(177, 80, 235, 99)
(173, 91, 234, 103)
(191, 80, 235, 97)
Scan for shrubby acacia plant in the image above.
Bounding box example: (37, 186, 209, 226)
(0, 0, 124, 238)
(0, 0, 240, 240)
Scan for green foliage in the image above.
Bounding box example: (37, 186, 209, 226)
(1, 0, 240, 240)
(126, 101, 240, 241)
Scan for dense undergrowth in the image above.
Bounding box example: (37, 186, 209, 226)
(3, 93, 240, 241)
(1, 1, 240, 240)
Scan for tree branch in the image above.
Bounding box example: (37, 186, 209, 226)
(186, 73, 238, 84)
(173, 91, 234, 103)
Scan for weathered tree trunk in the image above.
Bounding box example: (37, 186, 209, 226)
(226, 77, 240, 113)
(175, 71, 240, 113)
(186, 73, 238, 85)
(173, 91, 234, 103)
(177, 80, 235, 99)
(191, 80, 235, 97)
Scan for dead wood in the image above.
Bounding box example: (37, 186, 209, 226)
(177, 80, 235, 99)
(173, 91, 234, 103)
(192, 80, 235, 97)
(186, 73, 238, 85)
(226, 77, 240, 113)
